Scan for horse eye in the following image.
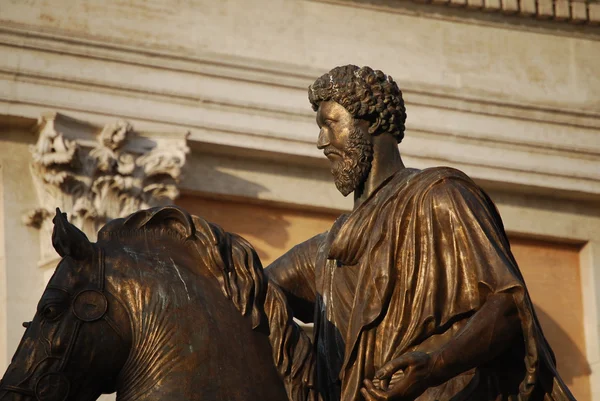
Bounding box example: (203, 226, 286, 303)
(41, 304, 64, 321)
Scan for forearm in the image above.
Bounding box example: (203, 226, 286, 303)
(265, 266, 315, 323)
(429, 292, 521, 386)
(265, 235, 323, 323)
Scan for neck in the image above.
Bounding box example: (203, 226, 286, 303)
(113, 266, 185, 401)
(354, 134, 404, 209)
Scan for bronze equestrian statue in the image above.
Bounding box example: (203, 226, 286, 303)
(0, 207, 315, 401)
(0, 64, 578, 401)
(266, 65, 576, 401)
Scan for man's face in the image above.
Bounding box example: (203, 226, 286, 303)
(316, 101, 373, 196)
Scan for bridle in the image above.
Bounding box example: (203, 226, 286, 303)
(0, 248, 125, 401)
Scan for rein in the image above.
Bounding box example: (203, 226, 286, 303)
(0, 248, 125, 401)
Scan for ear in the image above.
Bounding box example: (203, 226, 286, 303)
(368, 117, 381, 135)
(52, 208, 94, 260)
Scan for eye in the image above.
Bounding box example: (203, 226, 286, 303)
(40, 304, 65, 321)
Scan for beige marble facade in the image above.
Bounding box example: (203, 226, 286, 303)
(0, 0, 599, 399)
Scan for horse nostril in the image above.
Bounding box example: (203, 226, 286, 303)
(22, 321, 31, 328)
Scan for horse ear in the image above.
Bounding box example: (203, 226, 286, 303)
(52, 208, 93, 260)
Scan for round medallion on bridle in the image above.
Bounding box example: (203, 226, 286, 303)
(72, 290, 108, 322)
(35, 372, 70, 401)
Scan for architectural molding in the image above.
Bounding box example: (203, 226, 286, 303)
(0, 23, 599, 127)
(23, 113, 189, 268)
(318, 0, 600, 30)
(492, 192, 600, 400)
(399, 0, 600, 24)
(0, 23, 598, 201)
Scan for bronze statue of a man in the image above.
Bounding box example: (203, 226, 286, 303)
(266, 65, 575, 401)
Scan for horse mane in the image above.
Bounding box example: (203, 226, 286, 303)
(97, 205, 266, 329)
(98, 206, 317, 401)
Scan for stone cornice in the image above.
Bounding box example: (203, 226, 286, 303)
(411, 0, 599, 24)
(319, 0, 600, 30)
(0, 22, 599, 124)
(0, 22, 598, 202)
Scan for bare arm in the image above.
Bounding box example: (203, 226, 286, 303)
(428, 292, 520, 384)
(361, 292, 521, 401)
(265, 233, 325, 323)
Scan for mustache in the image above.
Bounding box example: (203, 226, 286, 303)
(323, 147, 343, 157)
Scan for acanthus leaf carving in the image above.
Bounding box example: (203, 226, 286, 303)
(25, 113, 189, 268)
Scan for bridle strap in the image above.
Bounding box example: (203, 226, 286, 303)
(0, 384, 36, 397)
(1, 248, 123, 400)
(57, 320, 82, 372)
(98, 247, 106, 292)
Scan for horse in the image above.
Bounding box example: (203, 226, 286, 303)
(0, 206, 316, 401)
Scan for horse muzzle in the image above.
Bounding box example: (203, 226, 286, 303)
(0, 372, 70, 401)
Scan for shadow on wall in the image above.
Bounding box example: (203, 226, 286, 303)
(178, 167, 293, 263)
(181, 159, 273, 206)
(227, 212, 291, 263)
(533, 303, 591, 387)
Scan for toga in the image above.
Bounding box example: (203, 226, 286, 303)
(266, 167, 574, 401)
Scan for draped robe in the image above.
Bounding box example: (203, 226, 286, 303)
(266, 167, 575, 401)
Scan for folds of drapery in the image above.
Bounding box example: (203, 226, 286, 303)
(264, 166, 575, 401)
(219, 231, 320, 401)
(324, 167, 574, 401)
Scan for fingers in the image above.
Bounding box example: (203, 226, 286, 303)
(361, 379, 389, 401)
(380, 377, 390, 391)
(360, 388, 378, 401)
(375, 354, 413, 380)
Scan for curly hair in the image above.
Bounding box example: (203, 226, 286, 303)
(308, 65, 406, 143)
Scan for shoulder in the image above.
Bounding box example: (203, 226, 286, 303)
(373, 167, 484, 211)
(417, 166, 473, 186)
(404, 167, 495, 213)
(390, 167, 481, 200)
(385, 166, 476, 190)
(293, 231, 328, 252)
(416, 167, 480, 194)
(415, 168, 502, 225)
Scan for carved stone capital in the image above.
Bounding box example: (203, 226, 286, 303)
(25, 112, 189, 268)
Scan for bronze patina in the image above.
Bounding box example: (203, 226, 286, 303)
(266, 65, 576, 401)
(0, 207, 316, 401)
(0, 64, 579, 401)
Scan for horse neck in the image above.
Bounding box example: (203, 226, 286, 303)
(107, 245, 203, 401)
(103, 234, 317, 401)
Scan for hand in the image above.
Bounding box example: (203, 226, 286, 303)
(360, 352, 437, 401)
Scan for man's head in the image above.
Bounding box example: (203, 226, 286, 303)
(309, 65, 406, 196)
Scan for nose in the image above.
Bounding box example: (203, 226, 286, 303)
(317, 128, 330, 150)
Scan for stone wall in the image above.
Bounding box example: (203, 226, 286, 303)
(0, 124, 43, 367)
(1, 0, 598, 199)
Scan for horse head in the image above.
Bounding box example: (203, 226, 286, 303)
(1, 205, 316, 401)
(0, 209, 131, 401)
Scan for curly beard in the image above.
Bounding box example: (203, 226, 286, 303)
(330, 126, 373, 197)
